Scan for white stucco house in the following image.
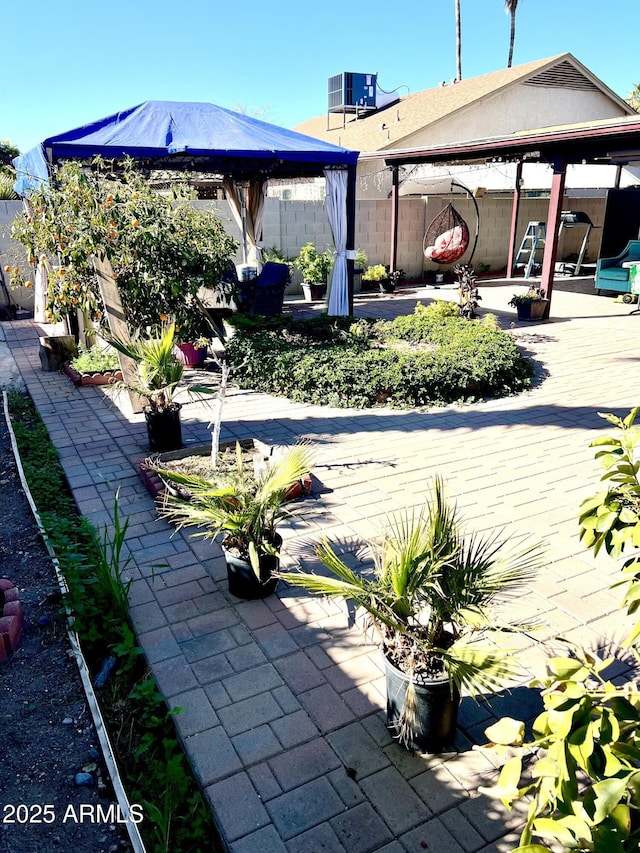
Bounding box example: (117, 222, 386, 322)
(292, 54, 639, 276)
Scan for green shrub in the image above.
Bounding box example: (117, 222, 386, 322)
(387, 300, 460, 341)
(10, 158, 237, 329)
(225, 306, 533, 409)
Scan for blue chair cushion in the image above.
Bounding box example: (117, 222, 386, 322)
(599, 267, 631, 282)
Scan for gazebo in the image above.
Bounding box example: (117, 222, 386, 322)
(13, 100, 359, 315)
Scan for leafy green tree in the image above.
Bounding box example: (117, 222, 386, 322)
(0, 173, 18, 200)
(9, 158, 237, 331)
(505, 0, 520, 68)
(0, 140, 20, 168)
(626, 83, 640, 112)
(0, 140, 20, 198)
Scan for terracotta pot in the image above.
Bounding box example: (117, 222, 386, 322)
(63, 364, 123, 386)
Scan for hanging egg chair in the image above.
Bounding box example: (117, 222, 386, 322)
(423, 202, 470, 265)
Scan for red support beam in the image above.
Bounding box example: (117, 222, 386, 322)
(539, 158, 567, 317)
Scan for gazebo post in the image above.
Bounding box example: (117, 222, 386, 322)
(390, 165, 400, 274)
(347, 163, 357, 316)
(540, 157, 567, 317)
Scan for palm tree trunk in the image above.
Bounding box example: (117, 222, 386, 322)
(505, 0, 519, 68)
(455, 0, 462, 80)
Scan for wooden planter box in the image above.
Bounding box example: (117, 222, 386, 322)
(515, 299, 549, 321)
(139, 439, 312, 502)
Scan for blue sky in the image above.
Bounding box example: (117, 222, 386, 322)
(4, 0, 638, 153)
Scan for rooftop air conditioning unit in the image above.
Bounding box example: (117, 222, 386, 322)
(328, 73, 377, 113)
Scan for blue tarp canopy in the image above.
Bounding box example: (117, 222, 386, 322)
(13, 100, 358, 194)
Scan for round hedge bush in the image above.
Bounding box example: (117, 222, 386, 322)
(225, 302, 534, 409)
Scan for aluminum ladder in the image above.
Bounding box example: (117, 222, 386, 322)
(515, 221, 546, 278)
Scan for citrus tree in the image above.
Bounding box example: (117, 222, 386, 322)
(481, 409, 640, 852)
(9, 157, 237, 334)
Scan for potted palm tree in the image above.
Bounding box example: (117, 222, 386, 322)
(278, 477, 541, 752)
(152, 443, 314, 600)
(106, 322, 187, 452)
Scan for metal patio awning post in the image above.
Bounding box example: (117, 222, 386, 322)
(507, 161, 523, 277)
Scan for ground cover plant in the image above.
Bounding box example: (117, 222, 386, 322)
(70, 344, 120, 374)
(6, 391, 222, 853)
(225, 301, 534, 409)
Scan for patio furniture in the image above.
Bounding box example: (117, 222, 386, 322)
(556, 211, 597, 276)
(595, 239, 640, 295)
(623, 261, 640, 314)
(237, 261, 289, 316)
(423, 202, 470, 265)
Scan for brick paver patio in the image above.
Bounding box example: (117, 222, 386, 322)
(2, 275, 638, 852)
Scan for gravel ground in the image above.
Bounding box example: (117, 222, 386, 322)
(0, 401, 133, 853)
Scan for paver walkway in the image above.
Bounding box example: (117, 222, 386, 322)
(2, 275, 639, 852)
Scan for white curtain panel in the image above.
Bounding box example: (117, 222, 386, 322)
(246, 179, 267, 268)
(324, 168, 348, 316)
(222, 178, 267, 269)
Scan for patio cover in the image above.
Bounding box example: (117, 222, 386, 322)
(13, 101, 359, 314)
(374, 115, 640, 315)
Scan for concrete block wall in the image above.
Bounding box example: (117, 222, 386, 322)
(0, 201, 32, 310)
(355, 200, 391, 269)
(0, 194, 609, 310)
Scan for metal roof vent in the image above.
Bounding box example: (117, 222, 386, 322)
(524, 60, 598, 92)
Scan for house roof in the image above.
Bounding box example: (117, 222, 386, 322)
(294, 54, 634, 153)
(377, 114, 640, 168)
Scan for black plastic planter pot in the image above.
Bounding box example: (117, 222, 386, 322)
(515, 299, 549, 321)
(223, 534, 281, 600)
(384, 655, 460, 753)
(144, 404, 182, 452)
(301, 282, 327, 302)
